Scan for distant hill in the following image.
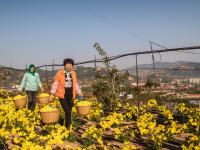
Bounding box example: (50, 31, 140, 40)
(125, 61, 200, 81)
(137, 61, 200, 69)
(0, 61, 200, 87)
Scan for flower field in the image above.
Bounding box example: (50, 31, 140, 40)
(0, 89, 200, 150)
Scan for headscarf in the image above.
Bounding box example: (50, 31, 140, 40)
(28, 64, 36, 76)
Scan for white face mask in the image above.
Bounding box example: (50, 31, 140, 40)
(31, 67, 35, 72)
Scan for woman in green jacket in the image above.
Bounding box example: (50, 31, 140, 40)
(19, 64, 44, 110)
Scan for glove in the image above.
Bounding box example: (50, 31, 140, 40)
(78, 95, 83, 101)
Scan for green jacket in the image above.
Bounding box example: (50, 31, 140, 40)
(19, 72, 42, 91)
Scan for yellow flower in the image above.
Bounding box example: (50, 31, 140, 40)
(18, 131, 23, 136)
(114, 128, 121, 135)
(117, 102, 122, 107)
(76, 101, 92, 106)
(40, 105, 58, 112)
(122, 141, 137, 150)
(147, 99, 157, 107)
(13, 95, 26, 100)
(38, 93, 49, 97)
(183, 123, 188, 130)
(14, 138, 20, 144)
(97, 138, 104, 146)
(189, 134, 198, 142)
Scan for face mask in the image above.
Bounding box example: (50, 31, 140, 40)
(28, 66, 35, 76)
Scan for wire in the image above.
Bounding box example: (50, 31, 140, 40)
(178, 51, 200, 54)
(0, 45, 200, 71)
(149, 41, 168, 49)
(121, 68, 200, 71)
(149, 41, 167, 63)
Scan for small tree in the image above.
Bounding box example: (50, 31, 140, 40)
(145, 79, 154, 89)
(92, 43, 129, 115)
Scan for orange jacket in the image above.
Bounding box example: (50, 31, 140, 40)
(51, 69, 81, 99)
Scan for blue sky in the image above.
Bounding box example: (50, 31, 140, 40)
(0, 0, 200, 68)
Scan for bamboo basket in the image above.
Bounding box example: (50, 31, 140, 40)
(40, 109, 60, 124)
(76, 106, 91, 115)
(38, 96, 49, 106)
(13, 97, 27, 108)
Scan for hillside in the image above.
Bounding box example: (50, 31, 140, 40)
(125, 61, 200, 81)
(0, 61, 200, 87)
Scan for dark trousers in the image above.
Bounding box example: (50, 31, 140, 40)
(26, 91, 37, 111)
(59, 95, 73, 129)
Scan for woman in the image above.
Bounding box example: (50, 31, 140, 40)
(19, 64, 44, 111)
(50, 58, 82, 129)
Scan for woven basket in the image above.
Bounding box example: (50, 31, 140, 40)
(76, 106, 91, 115)
(13, 97, 27, 108)
(38, 96, 49, 106)
(40, 109, 60, 124)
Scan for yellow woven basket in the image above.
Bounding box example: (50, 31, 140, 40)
(13, 97, 27, 108)
(76, 106, 91, 115)
(40, 109, 60, 124)
(38, 96, 49, 106)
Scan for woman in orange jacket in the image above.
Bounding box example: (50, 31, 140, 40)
(50, 58, 82, 129)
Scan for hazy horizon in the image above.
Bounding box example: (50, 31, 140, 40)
(1, 60, 199, 71)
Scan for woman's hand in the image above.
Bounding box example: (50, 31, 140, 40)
(49, 94, 55, 101)
(18, 87, 22, 92)
(40, 87, 45, 92)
